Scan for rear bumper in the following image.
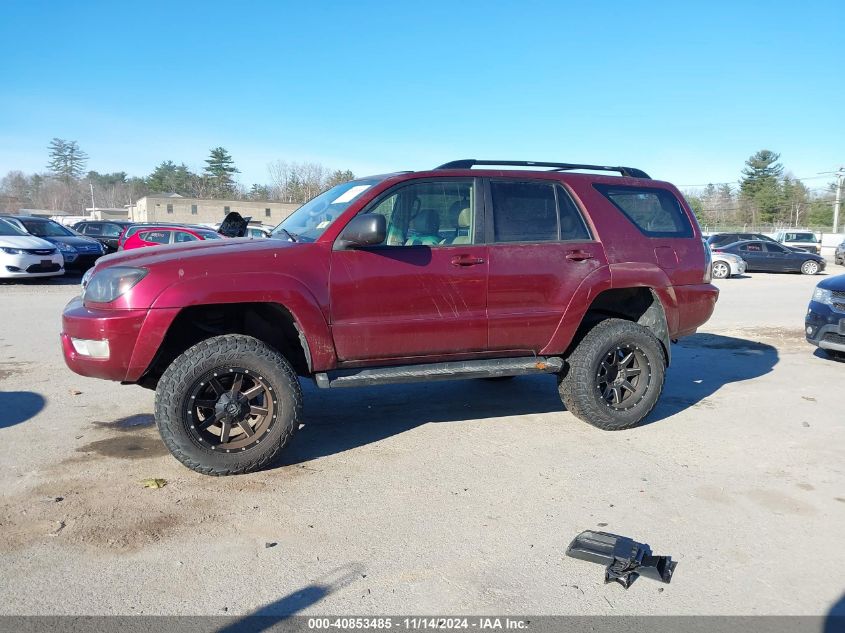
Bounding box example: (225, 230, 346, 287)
(672, 283, 719, 338)
(61, 296, 179, 382)
(805, 301, 845, 351)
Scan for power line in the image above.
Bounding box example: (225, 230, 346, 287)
(679, 174, 834, 188)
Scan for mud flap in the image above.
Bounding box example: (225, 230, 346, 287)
(566, 530, 677, 588)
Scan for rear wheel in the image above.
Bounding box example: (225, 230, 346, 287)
(155, 334, 302, 476)
(558, 319, 665, 430)
(712, 261, 730, 279)
(801, 260, 820, 275)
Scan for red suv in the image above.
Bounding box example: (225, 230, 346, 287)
(123, 226, 223, 250)
(62, 160, 718, 475)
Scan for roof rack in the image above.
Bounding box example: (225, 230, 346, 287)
(434, 160, 650, 179)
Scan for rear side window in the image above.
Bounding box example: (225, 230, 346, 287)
(84, 223, 103, 235)
(739, 242, 763, 252)
(594, 184, 693, 238)
(139, 230, 170, 244)
(101, 224, 122, 237)
(491, 181, 557, 242)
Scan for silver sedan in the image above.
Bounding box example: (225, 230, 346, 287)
(711, 250, 746, 279)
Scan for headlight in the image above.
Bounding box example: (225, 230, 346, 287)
(57, 242, 77, 253)
(82, 266, 147, 303)
(81, 267, 95, 290)
(1, 247, 24, 255)
(812, 287, 832, 305)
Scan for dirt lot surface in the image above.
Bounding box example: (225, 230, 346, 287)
(1, 270, 843, 616)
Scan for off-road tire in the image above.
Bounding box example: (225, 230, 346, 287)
(558, 319, 665, 430)
(801, 260, 820, 275)
(155, 334, 302, 476)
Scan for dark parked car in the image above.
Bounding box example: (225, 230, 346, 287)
(714, 240, 825, 274)
(806, 274, 845, 358)
(0, 215, 105, 271)
(73, 220, 133, 253)
(706, 232, 779, 249)
(834, 240, 845, 266)
(62, 159, 718, 475)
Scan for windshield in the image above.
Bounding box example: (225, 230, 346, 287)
(21, 219, 74, 237)
(271, 178, 384, 242)
(786, 233, 818, 243)
(0, 218, 27, 236)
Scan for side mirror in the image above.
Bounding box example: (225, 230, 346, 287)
(335, 214, 386, 250)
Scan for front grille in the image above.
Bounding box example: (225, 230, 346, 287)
(25, 248, 56, 255)
(25, 263, 61, 273)
(832, 291, 845, 313)
(822, 332, 845, 345)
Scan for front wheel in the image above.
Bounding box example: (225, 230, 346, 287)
(558, 319, 665, 430)
(155, 334, 302, 476)
(801, 260, 820, 275)
(712, 261, 731, 279)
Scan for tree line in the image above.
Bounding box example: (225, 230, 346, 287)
(0, 138, 357, 213)
(684, 150, 838, 229)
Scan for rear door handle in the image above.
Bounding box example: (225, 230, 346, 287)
(565, 250, 594, 262)
(451, 255, 485, 267)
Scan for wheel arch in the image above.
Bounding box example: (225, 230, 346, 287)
(562, 287, 672, 366)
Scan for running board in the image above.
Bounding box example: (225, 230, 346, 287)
(314, 356, 563, 389)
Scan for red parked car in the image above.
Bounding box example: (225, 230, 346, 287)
(122, 225, 223, 250)
(62, 160, 718, 475)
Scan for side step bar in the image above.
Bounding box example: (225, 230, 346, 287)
(314, 356, 563, 389)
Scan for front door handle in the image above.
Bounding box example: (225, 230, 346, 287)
(451, 255, 485, 267)
(565, 250, 594, 262)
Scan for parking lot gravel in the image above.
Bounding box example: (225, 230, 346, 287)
(0, 270, 843, 616)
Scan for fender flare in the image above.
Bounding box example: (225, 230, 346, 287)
(149, 272, 337, 371)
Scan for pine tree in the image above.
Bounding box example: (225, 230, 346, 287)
(739, 150, 784, 224)
(203, 147, 240, 198)
(47, 138, 88, 184)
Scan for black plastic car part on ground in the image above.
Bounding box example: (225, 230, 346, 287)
(716, 240, 825, 274)
(806, 273, 845, 356)
(566, 530, 677, 588)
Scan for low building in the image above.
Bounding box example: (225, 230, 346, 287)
(128, 194, 299, 225)
(85, 207, 130, 221)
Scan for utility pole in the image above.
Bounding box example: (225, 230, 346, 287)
(834, 167, 844, 234)
(89, 183, 95, 217)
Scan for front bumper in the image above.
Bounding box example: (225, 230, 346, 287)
(805, 301, 845, 351)
(1, 252, 64, 278)
(727, 258, 746, 276)
(60, 296, 180, 382)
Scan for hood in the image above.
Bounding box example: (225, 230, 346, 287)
(0, 234, 57, 250)
(94, 235, 293, 270)
(42, 234, 102, 249)
(817, 273, 845, 291)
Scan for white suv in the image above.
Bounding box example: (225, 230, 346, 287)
(775, 230, 821, 254)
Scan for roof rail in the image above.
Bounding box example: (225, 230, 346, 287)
(434, 160, 650, 179)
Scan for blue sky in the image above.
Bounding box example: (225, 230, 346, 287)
(1, 0, 842, 191)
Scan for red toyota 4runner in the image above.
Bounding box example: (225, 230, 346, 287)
(61, 160, 718, 475)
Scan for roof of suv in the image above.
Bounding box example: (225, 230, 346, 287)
(432, 159, 651, 179)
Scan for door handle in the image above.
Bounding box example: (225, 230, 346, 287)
(565, 250, 594, 262)
(451, 255, 485, 267)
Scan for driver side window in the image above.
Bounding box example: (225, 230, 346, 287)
(364, 180, 475, 247)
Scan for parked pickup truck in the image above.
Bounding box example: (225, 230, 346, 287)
(61, 159, 718, 475)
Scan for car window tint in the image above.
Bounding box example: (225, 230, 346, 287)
(764, 243, 787, 253)
(101, 224, 122, 237)
(84, 224, 102, 235)
(173, 231, 198, 243)
(741, 242, 763, 252)
(139, 230, 170, 244)
(363, 179, 475, 247)
(556, 186, 591, 241)
(594, 184, 693, 237)
(491, 181, 558, 243)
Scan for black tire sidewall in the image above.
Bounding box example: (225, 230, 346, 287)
(559, 319, 665, 430)
(155, 335, 302, 475)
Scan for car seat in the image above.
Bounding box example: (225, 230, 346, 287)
(405, 209, 441, 246)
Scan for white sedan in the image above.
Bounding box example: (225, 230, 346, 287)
(0, 218, 64, 279)
(710, 248, 746, 279)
